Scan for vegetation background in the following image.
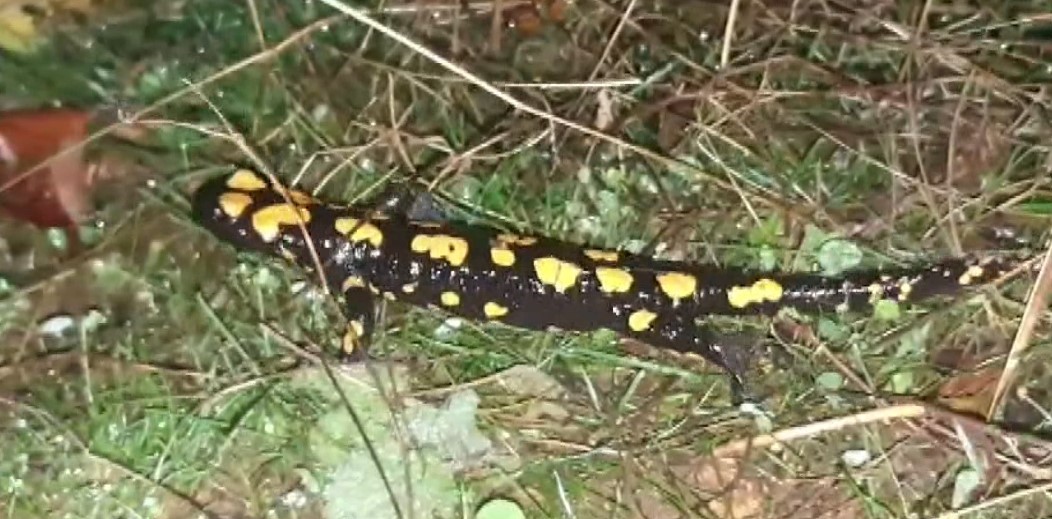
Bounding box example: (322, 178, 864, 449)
(0, 0, 1050, 517)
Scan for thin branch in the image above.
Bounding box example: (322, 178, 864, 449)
(713, 404, 928, 457)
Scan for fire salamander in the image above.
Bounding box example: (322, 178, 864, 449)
(191, 168, 1029, 398)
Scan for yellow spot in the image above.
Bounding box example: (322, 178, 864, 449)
(958, 265, 985, 286)
(341, 334, 356, 355)
(867, 282, 884, 302)
(411, 234, 470, 266)
(335, 217, 384, 247)
(440, 291, 460, 306)
(349, 320, 365, 338)
(595, 267, 634, 293)
(417, 222, 444, 229)
(483, 302, 509, 318)
(727, 287, 750, 308)
(218, 192, 253, 218)
(342, 321, 366, 355)
(727, 278, 784, 309)
(897, 281, 913, 301)
(491, 247, 516, 267)
(383, 291, 397, 301)
(251, 204, 312, 242)
(498, 233, 538, 246)
(533, 257, 583, 293)
(227, 169, 268, 191)
(755, 279, 783, 298)
(342, 276, 366, 291)
(656, 272, 697, 302)
(628, 309, 658, 332)
(276, 185, 316, 206)
(402, 283, 417, 294)
(584, 249, 619, 262)
(369, 285, 381, 295)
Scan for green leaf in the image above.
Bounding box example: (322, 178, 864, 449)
(816, 239, 862, 276)
(952, 468, 981, 508)
(873, 299, 901, 321)
(746, 214, 783, 247)
(1018, 200, 1052, 215)
(46, 228, 69, 252)
(476, 499, 525, 519)
(889, 371, 914, 393)
(817, 318, 848, 341)
(816, 372, 844, 390)
(794, 225, 830, 270)
(757, 246, 778, 271)
(895, 322, 932, 359)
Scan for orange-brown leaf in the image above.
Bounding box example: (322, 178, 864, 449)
(0, 107, 95, 230)
(937, 367, 1001, 417)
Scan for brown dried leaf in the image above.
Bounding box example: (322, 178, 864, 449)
(504, 3, 541, 36)
(656, 98, 696, 152)
(0, 107, 148, 252)
(937, 367, 1001, 418)
(686, 457, 765, 518)
(494, 364, 566, 399)
(501, 0, 566, 37)
(944, 122, 1011, 193)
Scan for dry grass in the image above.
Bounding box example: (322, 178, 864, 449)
(1, 0, 1051, 518)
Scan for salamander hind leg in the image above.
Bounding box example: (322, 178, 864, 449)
(337, 281, 377, 364)
(625, 313, 753, 404)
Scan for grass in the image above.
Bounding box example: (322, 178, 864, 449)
(1, 0, 1051, 518)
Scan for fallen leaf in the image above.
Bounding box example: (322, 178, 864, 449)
(937, 367, 1001, 417)
(494, 364, 566, 399)
(656, 97, 697, 152)
(679, 456, 766, 518)
(504, 3, 541, 36)
(0, 107, 146, 254)
(502, 0, 566, 37)
(476, 499, 525, 519)
(0, 108, 95, 250)
(520, 401, 569, 421)
(942, 121, 1012, 194)
(545, 0, 567, 22)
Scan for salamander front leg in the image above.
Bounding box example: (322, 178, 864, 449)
(366, 183, 446, 223)
(629, 315, 752, 404)
(338, 283, 377, 364)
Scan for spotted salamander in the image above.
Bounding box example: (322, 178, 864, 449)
(191, 168, 1029, 396)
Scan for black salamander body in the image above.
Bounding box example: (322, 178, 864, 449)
(191, 169, 1027, 391)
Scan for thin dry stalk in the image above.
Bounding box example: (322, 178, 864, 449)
(713, 404, 928, 457)
(986, 240, 1052, 420)
(312, 0, 792, 214)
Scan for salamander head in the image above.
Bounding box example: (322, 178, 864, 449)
(190, 169, 320, 259)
